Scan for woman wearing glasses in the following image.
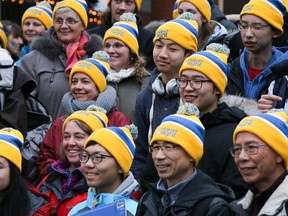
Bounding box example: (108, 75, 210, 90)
(103, 13, 150, 122)
(35, 109, 108, 215)
(68, 125, 139, 216)
(20, 0, 103, 120)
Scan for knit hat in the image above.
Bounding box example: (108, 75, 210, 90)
(282, 0, 288, 12)
(0, 128, 24, 171)
(233, 109, 288, 170)
(53, 0, 88, 29)
(172, 0, 180, 19)
(84, 124, 137, 177)
(154, 12, 198, 52)
(21, 1, 53, 29)
(240, 0, 286, 34)
(63, 106, 108, 133)
(104, 13, 139, 56)
(179, 43, 230, 96)
(178, 0, 214, 22)
(107, 0, 142, 12)
(150, 103, 205, 165)
(70, 51, 110, 93)
(0, 22, 7, 49)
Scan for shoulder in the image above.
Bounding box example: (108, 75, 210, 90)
(68, 200, 87, 216)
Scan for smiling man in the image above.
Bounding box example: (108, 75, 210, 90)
(230, 110, 288, 215)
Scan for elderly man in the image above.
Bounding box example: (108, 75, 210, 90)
(230, 110, 288, 215)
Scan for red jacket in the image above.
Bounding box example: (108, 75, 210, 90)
(36, 109, 131, 179)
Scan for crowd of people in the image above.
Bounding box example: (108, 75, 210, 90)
(0, 0, 288, 215)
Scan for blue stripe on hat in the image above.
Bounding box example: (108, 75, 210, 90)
(170, 19, 198, 39)
(108, 127, 135, 156)
(257, 113, 288, 137)
(267, 0, 286, 16)
(207, 0, 214, 8)
(197, 51, 229, 76)
(113, 23, 138, 39)
(0, 134, 23, 149)
(31, 6, 53, 17)
(163, 115, 204, 142)
(76, 0, 88, 11)
(85, 59, 108, 77)
(90, 113, 107, 128)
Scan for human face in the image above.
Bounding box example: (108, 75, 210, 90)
(0, 157, 10, 191)
(234, 132, 285, 192)
(151, 140, 194, 188)
(63, 121, 90, 170)
(104, 38, 132, 72)
(240, 14, 276, 55)
(179, 70, 219, 116)
(178, 1, 206, 30)
(110, 0, 137, 24)
(71, 73, 100, 101)
(22, 18, 46, 44)
(7, 34, 23, 55)
(81, 144, 122, 193)
(54, 9, 84, 44)
(153, 39, 190, 81)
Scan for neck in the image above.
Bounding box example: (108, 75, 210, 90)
(96, 177, 122, 194)
(161, 72, 178, 85)
(248, 47, 273, 69)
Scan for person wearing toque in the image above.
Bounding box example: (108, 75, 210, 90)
(136, 103, 234, 215)
(20, 0, 103, 120)
(230, 110, 288, 215)
(69, 125, 139, 215)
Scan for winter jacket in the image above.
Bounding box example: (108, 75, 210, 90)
(87, 14, 155, 71)
(131, 68, 180, 180)
(226, 47, 288, 100)
(20, 27, 103, 120)
(68, 172, 139, 216)
(230, 175, 288, 216)
(136, 169, 235, 216)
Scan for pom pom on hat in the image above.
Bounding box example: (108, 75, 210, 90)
(154, 12, 199, 52)
(107, 0, 142, 12)
(178, 0, 214, 22)
(104, 12, 139, 56)
(53, 0, 88, 29)
(179, 43, 230, 96)
(22, 1, 53, 29)
(150, 103, 205, 165)
(233, 109, 288, 170)
(63, 107, 108, 133)
(70, 50, 110, 93)
(84, 124, 137, 177)
(0, 22, 7, 49)
(240, 0, 286, 34)
(0, 128, 24, 171)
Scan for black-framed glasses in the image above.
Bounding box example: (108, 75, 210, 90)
(230, 144, 267, 157)
(149, 143, 179, 154)
(176, 78, 212, 89)
(238, 22, 269, 32)
(54, 18, 81, 26)
(104, 42, 126, 50)
(79, 152, 113, 163)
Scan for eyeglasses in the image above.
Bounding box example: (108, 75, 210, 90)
(176, 78, 212, 89)
(79, 152, 113, 164)
(104, 43, 126, 50)
(238, 22, 269, 32)
(0, 165, 9, 170)
(149, 143, 179, 154)
(230, 144, 267, 157)
(54, 18, 81, 26)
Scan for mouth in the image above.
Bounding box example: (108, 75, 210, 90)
(67, 149, 81, 156)
(155, 163, 170, 172)
(239, 166, 256, 175)
(183, 94, 197, 103)
(156, 60, 169, 67)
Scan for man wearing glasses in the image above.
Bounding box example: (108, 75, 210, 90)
(177, 43, 250, 199)
(230, 110, 288, 215)
(226, 0, 288, 100)
(136, 103, 234, 215)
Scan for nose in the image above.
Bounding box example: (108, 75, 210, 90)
(85, 157, 94, 168)
(67, 137, 76, 146)
(245, 27, 254, 37)
(119, 2, 127, 10)
(154, 148, 166, 159)
(74, 81, 83, 89)
(158, 47, 168, 59)
(237, 148, 249, 161)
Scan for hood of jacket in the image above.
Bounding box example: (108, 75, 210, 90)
(31, 27, 103, 60)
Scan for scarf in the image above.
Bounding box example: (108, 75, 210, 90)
(61, 85, 117, 115)
(106, 67, 136, 83)
(65, 31, 89, 75)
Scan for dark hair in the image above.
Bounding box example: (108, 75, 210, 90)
(130, 52, 146, 89)
(198, 22, 217, 50)
(1, 20, 22, 38)
(0, 161, 30, 216)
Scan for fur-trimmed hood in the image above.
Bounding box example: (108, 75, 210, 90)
(31, 27, 103, 60)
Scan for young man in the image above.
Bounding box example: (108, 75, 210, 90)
(136, 103, 234, 215)
(131, 13, 198, 193)
(87, 0, 155, 70)
(226, 0, 288, 100)
(230, 110, 288, 215)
